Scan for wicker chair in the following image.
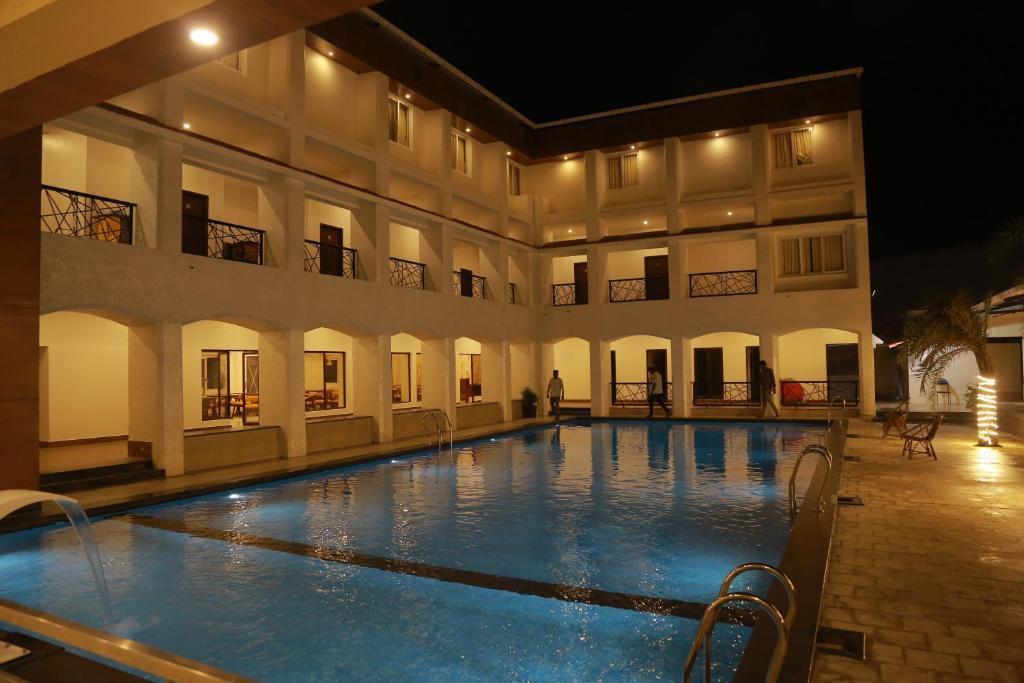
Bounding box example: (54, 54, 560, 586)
(901, 415, 943, 460)
(882, 400, 910, 438)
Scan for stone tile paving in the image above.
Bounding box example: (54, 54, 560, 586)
(811, 418, 1024, 682)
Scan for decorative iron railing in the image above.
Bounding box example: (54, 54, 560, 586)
(611, 382, 673, 406)
(780, 380, 859, 406)
(552, 282, 586, 306)
(688, 270, 757, 297)
(40, 185, 134, 244)
(507, 282, 518, 304)
(692, 382, 759, 406)
(608, 276, 670, 302)
(304, 240, 357, 278)
(451, 271, 486, 299)
(206, 219, 265, 264)
(389, 257, 426, 289)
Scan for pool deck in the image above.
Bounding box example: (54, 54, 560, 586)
(811, 419, 1024, 683)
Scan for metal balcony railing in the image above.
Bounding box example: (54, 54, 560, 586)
(608, 276, 670, 302)
(780, 380, 859, 406)
(552, 282, 587, 306)
(203, 219, 265, 264)
(507, 282, 518, 304)
(304, 240, 357, 279)
(692, 382, 759, 407)
(389, 257, 426, 289)
(688, 269, 757, 297)
(611, 382, 673, 406)
(40, 185, 134, 244)
(451, 271, 486, 299)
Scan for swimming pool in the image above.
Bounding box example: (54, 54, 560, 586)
(0, 420, 825, 681)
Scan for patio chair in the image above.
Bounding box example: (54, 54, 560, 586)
(882, 399, 909, 438)
(901, 415, 943, 460)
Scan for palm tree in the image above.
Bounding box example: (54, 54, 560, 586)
(901, 291, 997, 445)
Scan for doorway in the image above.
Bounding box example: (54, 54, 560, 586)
(694, 347, 724, 400)
(320, 223, 344, 276)
(242, 351, 260, 426)
(746, 346, 761, 401)
(573, 261, 589, 305)
(644, 255, 669, 300)
(825, 343, 859, 403)
(987, 338, 1023, 401)
(182, 191, 209, 257)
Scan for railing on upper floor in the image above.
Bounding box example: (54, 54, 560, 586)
(611, 382, 673, 406)
(608, 276, 670, 302)
(507, 282, 518, 304)
(304, 240, 357, 279)
(389, 256, 426, 290)
(692, 382, 760, 407)
(204, 219, 265, 264)
(780, 380, 859, 407)
(40, 185, 134, 244)
(688, 269, 757, 297)
(552, 282, 587, 306)
(451, 270, 486, 299)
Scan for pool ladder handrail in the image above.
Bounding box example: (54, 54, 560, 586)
(682, 563, 796, 683)
(421, 409, 454, 463)
(826, 396, 847, 426)
(788, 444, 833, 520)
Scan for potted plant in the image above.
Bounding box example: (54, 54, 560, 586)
(521, 386, 539, 418)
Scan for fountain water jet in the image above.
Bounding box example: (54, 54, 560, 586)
(0, 490, 113, 624)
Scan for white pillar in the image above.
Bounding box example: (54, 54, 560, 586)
(760, 333, 780, 411)
(353, 333, 393, 442)
(664, 137, 683, 235)
(755, 232, 775, 296)
(258, 329, 306, 458)
(439, 111, 454, 217)
(672, 336, 692, 417)
(422, 337, 457, 425)
(751, 124, 772, 226)
(584, 150, 603, 241)
(536, 340, 554, 414)
(586, 244, 607, 304)
(420, 221, 453, 293)
(858, 329, 877, 418)
(283, 30, 306, 168)
(849, 111, 867, 217)
(258, 176, 304, 272)
(128, 323, 184, 476)
(129, 137, 182, 253)
(589, 339, 611, 416)
(669, 238, 687, 301)
(352, 201, 389, 284)
(482, 340, 511, 421)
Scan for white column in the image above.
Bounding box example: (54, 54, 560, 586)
(128, 323, 184, 476)
(849, 111, 867, 217)
(258, 176, 305, 272)
(672, 336, 692, 418)
(536, 340, 554, 414)
(584, 150, 603, 241)
(283, 30, 306, 168)
(858, 329, 877, 418)
(439, 111, 453, 217)
(420, 221, 453, 293)
(131, 137, 182, 253)
(669, 238, 687, 301)
(353, 333, 393, 442)
(589, 339, 611, 416)
(259, 329, 306, 458)
(751, 124, 772, 226)
(482, 340, 511, 421)
(586, 244, 607, 304)
(664, 137, 683, 235)
(755, 231, 776, 296)
(760, 333, 780, 411)
(422, 337, 457, 426)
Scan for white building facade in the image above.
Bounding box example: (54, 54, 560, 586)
(36, 17, 874, 477)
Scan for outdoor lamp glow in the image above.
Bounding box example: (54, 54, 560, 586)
(976, 375, 998, 446)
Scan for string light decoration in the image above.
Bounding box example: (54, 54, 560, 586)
(976, 375, 999, 446)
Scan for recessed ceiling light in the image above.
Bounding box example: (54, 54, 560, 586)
(506, 151, 512, 156)
(630, 145, 636, 150)
(568, 229, 573, 234)
(714, 132, 721, 137)
(465, 127, 471, 133)
(643, 220, 649, 225)
(328, 51, 334, 57)
(562, 155, 569, 160)
(805, 119, 811, 124)
(727, 211, 733, 216)
(189, 28, 218, 46)
(182, 122, 191, 130)
(404, 93, 411, 99)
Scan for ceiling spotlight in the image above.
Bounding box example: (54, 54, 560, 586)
(562, 155, 569, 160)
(182, 122, 191, 130)
(727, 211, 733, 216)
(630, 145, 636, 150)
(404, 93, 411, 99)
(506, 151, 512, 156)
(189, 28, 219, 46)
(714, 132, 721, 137)
(568, 229, 573, 234)
(465, 127, 471, 133)
(328, 51, 334, 57)
(643, 220, 649, 225)
(805, 119, 811, 124)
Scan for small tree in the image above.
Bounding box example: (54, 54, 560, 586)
(901, 291, 997, 445)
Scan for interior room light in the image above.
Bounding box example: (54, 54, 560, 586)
(182, 122, 191, 130)
(727, 210, 733, 216)
(189, 28, 219, 46)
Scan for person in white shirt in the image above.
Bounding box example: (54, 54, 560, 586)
(647, 366, 670, 418)
(546, 369, 565, 420)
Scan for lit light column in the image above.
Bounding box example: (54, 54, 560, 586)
(976, 375, 998, 445)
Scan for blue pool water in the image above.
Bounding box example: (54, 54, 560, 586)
(0, 421, 819, 681)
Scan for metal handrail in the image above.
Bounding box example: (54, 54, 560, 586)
(715, 563, 797, 625)
(608, 276, 670, 302)
(421, 409, 454, 463)
(40, 185, 135, 244)
(303, 240, 357, 278)
(451, 271, 486, 299)
(827, 396, 847, 425)
(682, 593, 789, 683)
(688, 269, 757, 298)
(788, 445, 833, 520)
(389, 257, 426, 289)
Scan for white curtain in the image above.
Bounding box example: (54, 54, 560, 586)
(804, 236, 823, 273)
(774, 132, 793, 168)
(622, 153, 638, 186)
(792, 128, 813, 165)
(781, 238, 801, 275)
(607, 156, 623, 189)
(822, 234, 844, 271)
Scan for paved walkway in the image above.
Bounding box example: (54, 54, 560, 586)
(811, 419, 1024, 683)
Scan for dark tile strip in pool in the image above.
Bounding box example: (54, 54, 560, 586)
(120, 514, 757, 627)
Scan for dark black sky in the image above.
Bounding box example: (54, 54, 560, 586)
(374, 1, 1024, 264)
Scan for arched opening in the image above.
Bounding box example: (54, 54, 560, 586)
(549, 337, 590, 409)
(690, 332, 761, 408)
(608, 335, 672, 411)
(304, 328, 354, 417)
(182, 320, 261, 429)
(777, 328, 860, 407)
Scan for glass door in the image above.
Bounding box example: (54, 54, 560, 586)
(242, 351, 259, 425)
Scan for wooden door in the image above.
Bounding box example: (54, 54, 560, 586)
(459, 268, 474, 297)
(181, 191, 209, 256)
(694, 348, 724, 399)
(987, 338, 1023, 401)
(320, 223, 343, 276)
(573, 261, 589, 304)
(644, 255, 669, 300)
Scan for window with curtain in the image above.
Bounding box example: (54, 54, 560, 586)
(607, 153, 638, 189)
(773, 128, 813, 168)
(388, 99, 411, 147)
(781, 234, 845, 275)
(451, 132, 471, 175)
(781, 238, 801, 276)
(507, 161, 522, 196)
(304, 351, 344, 412)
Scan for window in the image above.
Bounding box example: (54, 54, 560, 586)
(218, 50, 246, 74)
(388, 98, 411, 147)
(773, 128, 813, 168)
(507, 160, 522, 196)
(458, 353, 482, 403)
(780, 234, 845, 275)
(450, 131, 471, 175)
(391, 352, 411, 403)
(304, 351, 344, 412)
(607, 152, 638, 189)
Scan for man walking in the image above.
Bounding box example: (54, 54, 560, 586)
(647, 366, 670, 418)
(546, 369, 565, 421)
(759, 360, 780, 418)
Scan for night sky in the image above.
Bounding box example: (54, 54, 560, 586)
(374, 1, 1024, 277)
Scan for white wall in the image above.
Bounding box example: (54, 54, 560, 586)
(605, 248, 668, 281)
(687, 239, 757, 273)
(510, 342, 533, 398)
(692, 332, 760, 382)
(39, 312, 129, 442)
(304, 327, 354, 416)
(304, 48, 358, 140)
(389, 223, 421, 262)
(680, 133, 753, 196)
(771, 119, 850, 189)
(42, 127, 132, 202)
(182, 164, 259, 227)
(609, 335, 671, 383)
(524, 158, 585, 215)
(552, 254, 587, 283)
(778, 328, 858, 380)
(452, 241, 480, 273)
(552, 337, 590, 400)
(182, 321, 260, 429)
(304, 198, 351, 244)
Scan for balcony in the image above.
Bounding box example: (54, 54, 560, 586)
(451, 270, 486, 299)
(41, 185, 134, 244)
(389, 257, 426, 290)
(692, 382, 758, 407)
(610, 382, 673, 407)
(780, 380, 859, 406)
(688, 270, 757, 297)
(183, 218, 265, 265)
(608, 276, 670, 303)
(552, 282, 587, 306)
(304, 240, 357, 279)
